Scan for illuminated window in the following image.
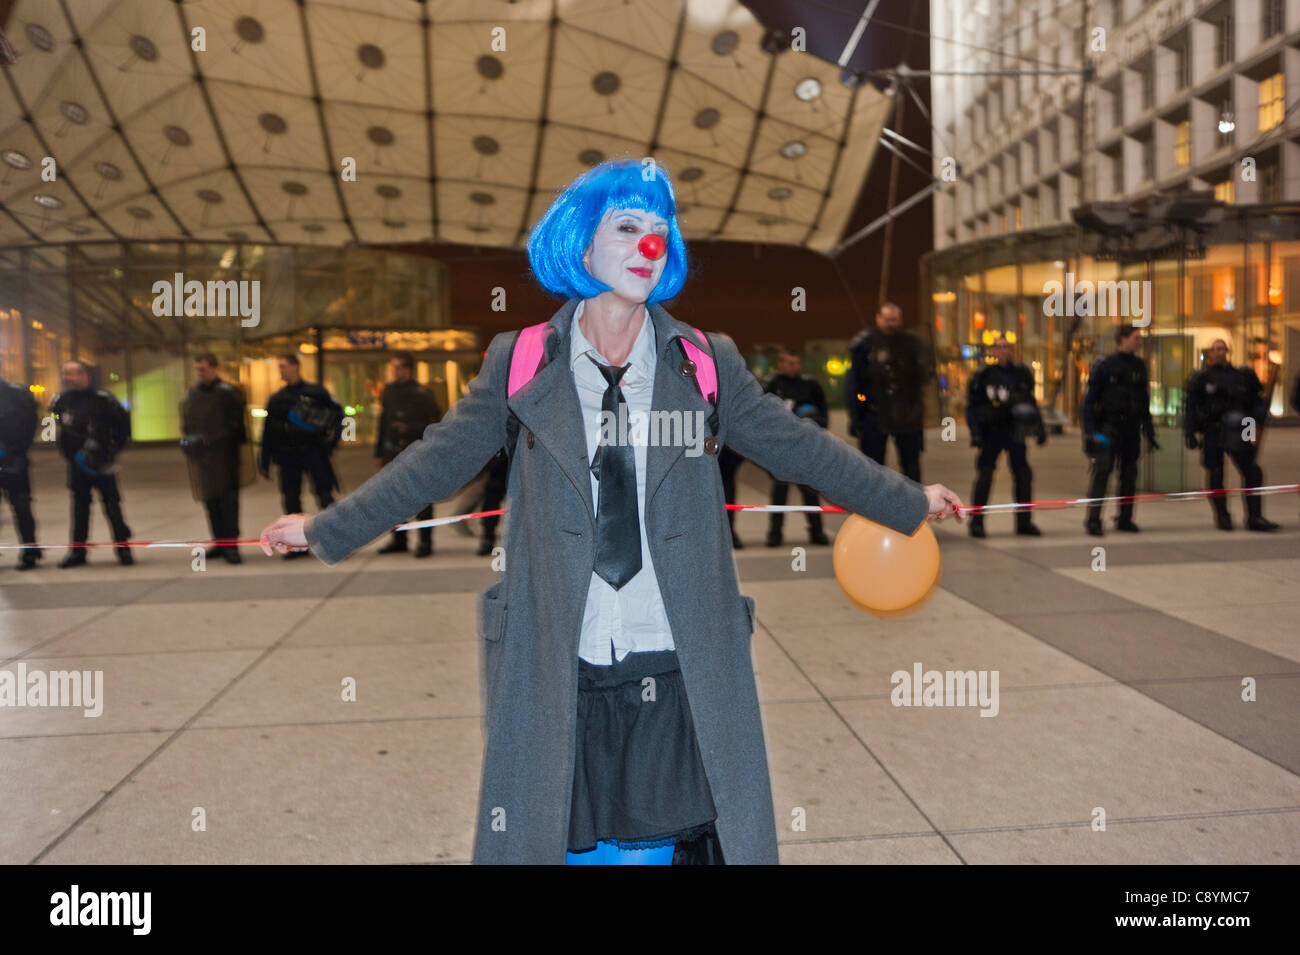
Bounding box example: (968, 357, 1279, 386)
(1214, 178, 1235, 204)
(1212, 269, 1235, 311)
(1258, 73, 1284, 132)
(1174, 120, 1190, 167)
(1014, 205, 1023, 230)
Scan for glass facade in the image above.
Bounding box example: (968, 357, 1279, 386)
(0, 241, 477, 445)
(922, 207, 1300, 492)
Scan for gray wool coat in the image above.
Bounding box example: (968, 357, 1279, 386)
(304, 297, 929, 864)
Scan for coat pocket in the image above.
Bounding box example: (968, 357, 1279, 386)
(477, 582, 506, 739)
(477, 581, 506, 642)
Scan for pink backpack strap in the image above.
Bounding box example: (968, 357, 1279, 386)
(507, 322, 552, 397)
(680, 326, 717, 405)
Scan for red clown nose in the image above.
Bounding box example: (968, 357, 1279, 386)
(637, 233, 666, 260)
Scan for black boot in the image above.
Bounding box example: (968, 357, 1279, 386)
(59, 549, 87, 568)
(808, 515, 829, 546)
(17, 547, 42, 570)
(378, 536, 408, 554)
(1012, 466, 1038, 535)
(1115, 499, 1139, 532)
(1245, 491, 1279, 531)
(1015, 511, 1042, 536)
(1212, 496, 1233, 531)
(968, 515, 985, 538)
(116, 544, 134, 565)
(765, 516, 782, 547)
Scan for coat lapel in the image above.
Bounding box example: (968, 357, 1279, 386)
(644, 303, 711, 506)
(506, 298, 596, 525)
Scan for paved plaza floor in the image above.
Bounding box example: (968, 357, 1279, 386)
(2, 421, 1297, 864)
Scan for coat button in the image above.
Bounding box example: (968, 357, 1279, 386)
(679, 359, 697, 377)
(526, 432, 535, 449)
(703, 436, 719, 455)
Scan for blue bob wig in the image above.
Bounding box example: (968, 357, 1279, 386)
(527, 159, 689, 303)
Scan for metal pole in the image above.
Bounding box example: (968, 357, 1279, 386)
(878, 85, 907, 305)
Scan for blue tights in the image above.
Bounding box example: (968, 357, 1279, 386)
(565, 840, 675, 865)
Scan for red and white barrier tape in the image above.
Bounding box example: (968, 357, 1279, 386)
(0, 487, 1296, 550)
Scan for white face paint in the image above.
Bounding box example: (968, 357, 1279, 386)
(582, 207, 670, 305)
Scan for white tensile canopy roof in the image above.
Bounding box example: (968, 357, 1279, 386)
(0, 0, 891, 254)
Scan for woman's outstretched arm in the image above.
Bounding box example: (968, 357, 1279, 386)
(261, 332, 513, 564)
(713, 333, 959, 532)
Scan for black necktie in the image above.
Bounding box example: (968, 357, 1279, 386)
(588, 355, 642, 589)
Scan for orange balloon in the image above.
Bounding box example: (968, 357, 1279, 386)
(832, 514, 941, 618)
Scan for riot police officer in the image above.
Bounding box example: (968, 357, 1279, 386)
(1184, 339, 1279, 531)
(718, 445, 745, 549)
(477, 449, 510, 557)
(182, 352, 249, 564)
(1082, 324, 1159, 536)
(260, 354, 342, 557)
(50, 360, 133, 567)
(373, 352, 441, 558)
(966, 336, 1045, 538)
(845, 301, 930, 482)
(0, 367, 41, 569)
(763, 348, 830, 547)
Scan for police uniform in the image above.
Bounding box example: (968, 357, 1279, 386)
(0, 376, 41, 568)
(844, 327, 930, 482)
(374, 377, 442, 555)
(1184, 361, 1278, 531)
(260, 380, 342, 516)
(718, 445, 745, 549)
(966, 360, 1045, 536)
(50, 385, 133, 565)
(478, 448, 510, 556)
(182, 377, 249, 562)
(762, 371, 830, 545)
(1082, 350, 1157, 533)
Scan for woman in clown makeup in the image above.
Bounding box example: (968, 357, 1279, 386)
(260, 159, 961, 865)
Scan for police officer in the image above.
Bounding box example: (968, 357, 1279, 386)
(51, 360, 133, 567)
(845, 301, 930, 482)
(1081, 324, 1159, 536)
(966, 336, 1045, 538)
(477, 449, 510, 557)
(0, 366, 41, 569)
(373, 352, 441, 558)
(719, 445, 745, 549)
(182, 352, 249, 564)
(260, 354, 342, 557)
(1184, 339, 1279, 532)
(763, 348, 830, 547)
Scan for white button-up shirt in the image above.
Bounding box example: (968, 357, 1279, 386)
(570, 300, 676, 665)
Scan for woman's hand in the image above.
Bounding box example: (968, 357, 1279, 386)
(924, 484, 963, 522)
(259, 513, 312, 556)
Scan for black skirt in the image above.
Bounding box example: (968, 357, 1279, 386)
(568, 649, 725, 864)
